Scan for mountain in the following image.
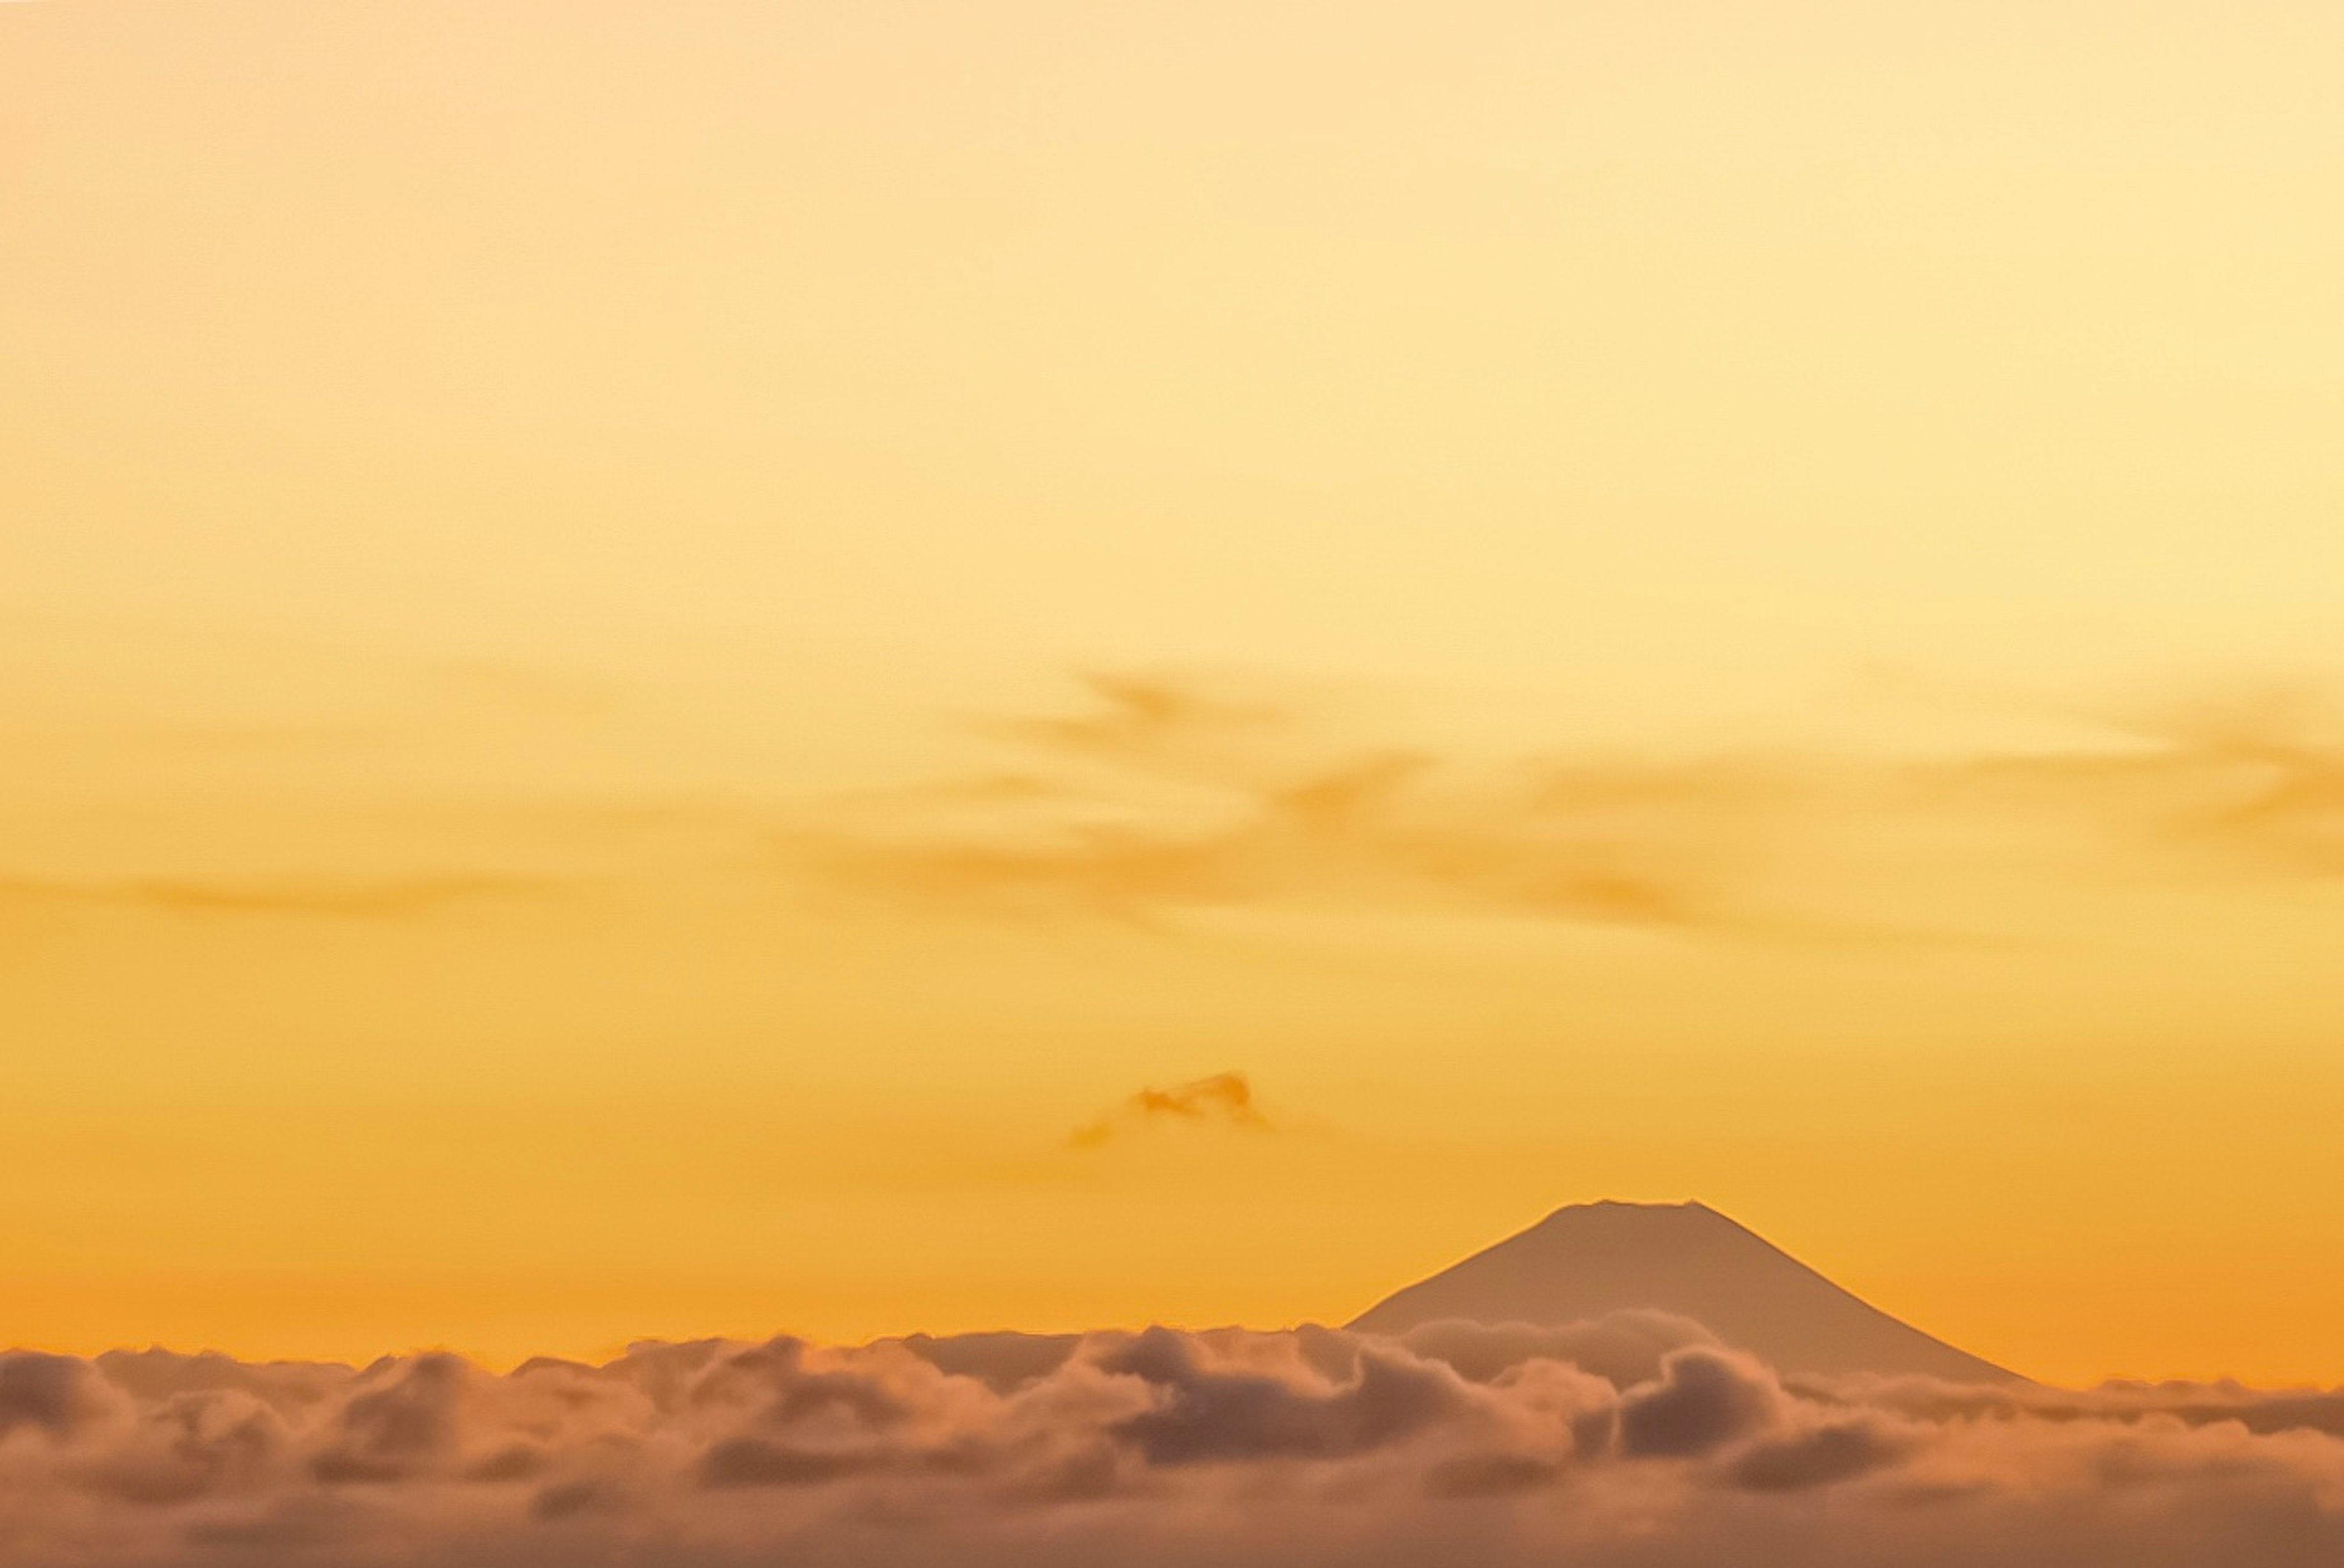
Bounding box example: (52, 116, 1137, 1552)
(1349, 1200, 2021, 1383)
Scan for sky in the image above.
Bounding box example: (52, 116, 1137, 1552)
(4, 0, 2344, 1387)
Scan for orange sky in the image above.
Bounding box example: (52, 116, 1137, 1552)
(5, 0, 2344, 1387)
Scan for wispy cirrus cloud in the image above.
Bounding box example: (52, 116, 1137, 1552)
(1913, 681, 2344, 879)
(21, 667, 2342, 944)
(789, 669, 2344, 952)
(792, 671, 1786, 935)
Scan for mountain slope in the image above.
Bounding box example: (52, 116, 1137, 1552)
(1350, 1201, 2020, 1383)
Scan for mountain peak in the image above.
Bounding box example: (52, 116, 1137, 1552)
(1544, 1199, 1722, 1221)
(1351, 1202, 2020, 1384)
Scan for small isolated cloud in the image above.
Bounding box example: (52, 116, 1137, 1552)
(1069, 1071, 1271, 1149)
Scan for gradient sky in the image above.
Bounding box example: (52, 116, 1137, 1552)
(5, 0, 2344, 1387)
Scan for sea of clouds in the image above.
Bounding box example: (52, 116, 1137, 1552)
(6, 1313, 2343, 1566)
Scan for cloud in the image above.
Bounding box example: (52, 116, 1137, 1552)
(1394, 1312, 1719, 1390)
(1616, 1347, 1784, 1458)
(1069, 1071, 1271, 1149)
(889, 1333, 1082, 1393)
(996, 671, 1279, 764)
(1728, 1415, 1917, 1492)
(0, 1354, 111, 1440)
(795, 672, 1789, 936)
(1915, 682, 2344, 880)
(4, 1326, 2344, 1566)
(1098, 1328, 1469, 1464)
(306, 1355, 469, 1484)
(0, 873, 551, 920)
(790, 669, 2344, 958)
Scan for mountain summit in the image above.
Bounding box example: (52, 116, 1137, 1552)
(1350, 1200, 2020, 1383)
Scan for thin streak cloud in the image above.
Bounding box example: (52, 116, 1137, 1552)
(0, 873, 551, 920)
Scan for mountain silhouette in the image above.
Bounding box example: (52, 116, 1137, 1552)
(1350, 1200, 2021, 1383)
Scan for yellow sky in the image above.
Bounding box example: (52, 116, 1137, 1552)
(5, 0, 2344, 1386)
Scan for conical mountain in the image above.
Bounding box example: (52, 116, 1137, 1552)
(1350, 1201, 2020, 1383)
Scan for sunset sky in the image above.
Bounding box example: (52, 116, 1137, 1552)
(6, 0, 2344, 1389)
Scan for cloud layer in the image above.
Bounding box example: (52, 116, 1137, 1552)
(7, 1320, 2344, 1566)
